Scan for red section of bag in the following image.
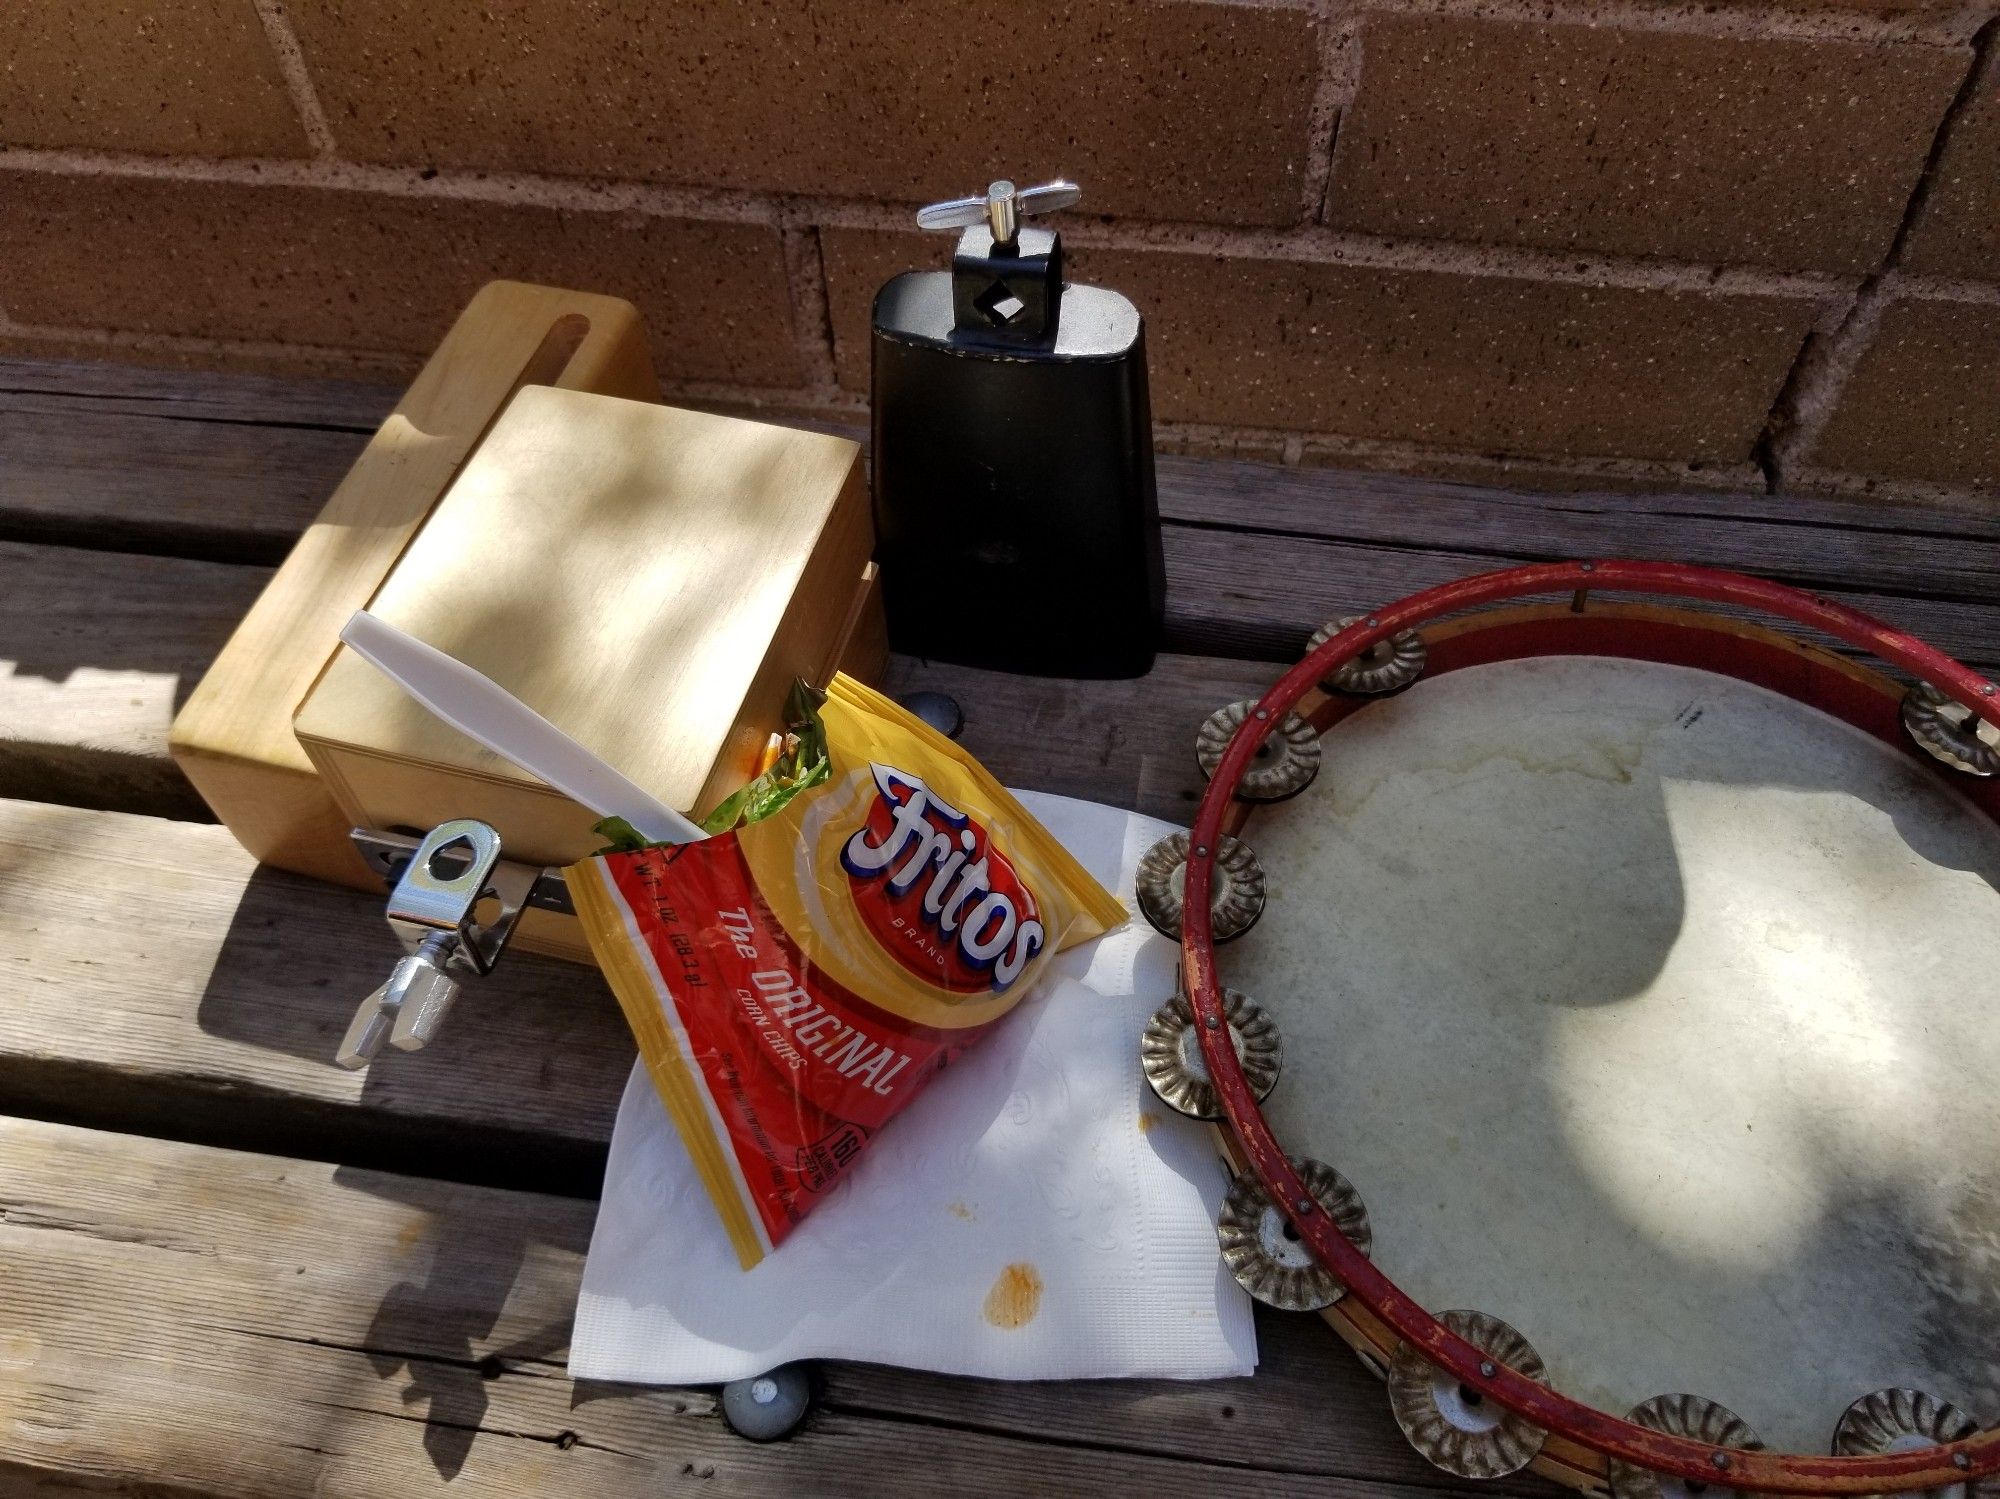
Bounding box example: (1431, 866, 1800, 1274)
(604, 840, 978, 1245)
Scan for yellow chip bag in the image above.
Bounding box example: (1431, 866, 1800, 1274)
(569, 674, 1127, 1267)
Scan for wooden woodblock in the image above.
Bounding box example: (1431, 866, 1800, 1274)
(168, 281, 660, 891)
(293, 387, 873, 962)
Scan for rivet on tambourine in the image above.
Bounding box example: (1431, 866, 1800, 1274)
(1609, 1394, 1765, 1499)
(1215, 1157, 1371, 1313)
(1141, 988, 1281, 1120)
(1834, 1388, 1987, 1499)
(1196, 700, 1321, 802)
(1903, 682, 2000, 777)
(1311, 615, 1427, 696)
(1134, 832, 1267, 943)
(1388, 1310, 1549, 1480)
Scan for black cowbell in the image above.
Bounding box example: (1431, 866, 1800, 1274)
(869, 179, 1164, 679)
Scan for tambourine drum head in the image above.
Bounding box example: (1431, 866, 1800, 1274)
(1225, 655, 2000, 1451)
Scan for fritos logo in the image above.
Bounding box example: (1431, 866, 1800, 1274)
(839, 763, 1046, 992)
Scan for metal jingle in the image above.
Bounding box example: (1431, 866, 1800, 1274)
(1195, 700, 1322, 802)
(1134, 831, 1267, 943)
(1834, 1388, 1989, 1499)
(1216, 1156, 1372, 1312)
(1903, 682, 2000, 777)
(1388, 1309, 1550, 1480)
(1140, 988, 1282, 1119)
(1311, 614, 1428, 696)
(1608, 1394, 1765, 1499)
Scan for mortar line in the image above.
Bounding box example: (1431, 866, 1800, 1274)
(1749, 287, 1865, 494)
(0, 148, 1856, 299)
(250, 0, 339, 158)
(1883, 15, 2000, 271)
(0, 147, 1844, 299)
(776, 207, 842, 400)
(695, 190, 1853, 296)
(1754, 14, 2000, 487)
(1891, 271, 2000, 305)
(1298, 0, 1353, 224)
(1363, 0, 1981, 47)
(0, 148, 784, 226)
(1061, 220, 1848, 297)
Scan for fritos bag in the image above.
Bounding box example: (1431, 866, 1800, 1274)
(569, 674, 1127, 1267)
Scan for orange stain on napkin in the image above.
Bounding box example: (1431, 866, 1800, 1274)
(982, 1262, 1044, 1329)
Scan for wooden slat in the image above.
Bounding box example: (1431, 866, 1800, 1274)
(0, 405, 363, 562)
(0, 1116, 1483, 1498)
(0, 355, 398, 430)
(0, 541, 269, 822)
(814, 1309, 1553, 1497)
(0, 798, 629, 1193)
(1155, 454, 2000, 602)
(1164, 526, 2000, 670)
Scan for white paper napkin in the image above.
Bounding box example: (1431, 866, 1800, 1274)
(569, 790, 1257, 1384)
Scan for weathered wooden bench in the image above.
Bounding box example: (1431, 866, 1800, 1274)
(1, 355, 1995, 1495)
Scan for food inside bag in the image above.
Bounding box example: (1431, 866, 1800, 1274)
(568, 674, 1127, 1268)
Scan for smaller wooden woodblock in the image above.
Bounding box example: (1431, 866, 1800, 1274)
(169, 281, 661, 889)
(293, 387, 876, 962)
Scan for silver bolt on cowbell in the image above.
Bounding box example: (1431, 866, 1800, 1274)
(337, 818, 550, 1070)
(914, 178, 1082, 253)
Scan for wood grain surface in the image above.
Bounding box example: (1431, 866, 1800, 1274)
(0, 1115, 1495, 1498)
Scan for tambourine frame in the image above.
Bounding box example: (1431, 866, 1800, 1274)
(1181, 559, 2000, 1495)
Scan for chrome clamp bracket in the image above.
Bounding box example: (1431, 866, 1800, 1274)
(336, 820, 559, 1070)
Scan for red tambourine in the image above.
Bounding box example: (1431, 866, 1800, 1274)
(1146, 562, 2000, 1496)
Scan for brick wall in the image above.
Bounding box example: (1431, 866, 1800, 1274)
(3, 0, 1996, 501)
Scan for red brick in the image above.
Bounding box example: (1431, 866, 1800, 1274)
(0, 0, 307, 157)
(1901, 52, 2000, 277)
(286, 0, 1318, 225)
(1803, 294, 2000, 487)
(822, 228, 1817, 464)
(1326, 14, 1966, 274)
(0, 172, 802, 387)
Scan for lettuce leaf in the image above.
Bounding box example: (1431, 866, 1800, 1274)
(590, 678, 829, 853)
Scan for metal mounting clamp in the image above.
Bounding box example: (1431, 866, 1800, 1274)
(336, 820, 556, 1070)
(352, 826, 575, 916)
